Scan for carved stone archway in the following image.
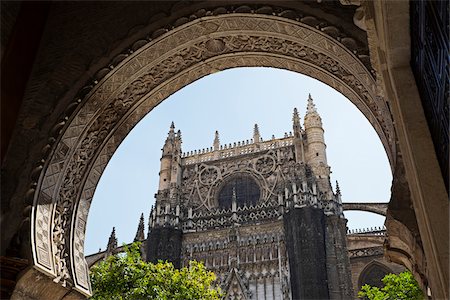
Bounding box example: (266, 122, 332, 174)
(27, 11, 396, 296)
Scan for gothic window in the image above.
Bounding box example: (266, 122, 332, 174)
(358, 262, 392, 289)
(217, 174, 261, 209)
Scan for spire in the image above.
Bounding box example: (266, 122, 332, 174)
(106, 227, 117, 253)
(304, 93, 323, 128)
(167, 121, 175, 140)
(292, 107, 302, 137)
(162, 122, 181, 154)
(253, 124, 261, 143)
(213, 130, 220, 150)
(134, 213, 145, 241)
(306, 94, 317, 114)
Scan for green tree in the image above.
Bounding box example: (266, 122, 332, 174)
(358, 271, 424, 300)
(90, 242, 222, 300)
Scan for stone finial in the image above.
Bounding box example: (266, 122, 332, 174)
(253, 124, 261, 143)
(306, 94, 317, 114)
(134, 213, 145, 241)
(304, 94, 323, 129)
(106, 227, 118, 253)
(167, 121, 175, 140)
(213, 130, 220, 150)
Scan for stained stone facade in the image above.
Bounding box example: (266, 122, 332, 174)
(144, 95, 353, 299)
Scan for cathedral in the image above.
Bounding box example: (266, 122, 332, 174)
(146, 95, 353, 299)
(86, 95, 404, 300)
(4, 2, 446, 298)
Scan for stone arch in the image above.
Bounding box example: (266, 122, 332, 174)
(358, 261, 393, 290)
(27, 11, 396, 296)
(343, 203, 388, 216)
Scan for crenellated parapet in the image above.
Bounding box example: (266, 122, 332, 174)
(181, 134, 295, 164)
(347, 226, 386, 236)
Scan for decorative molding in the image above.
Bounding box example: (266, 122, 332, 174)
(349, 246, 384, 258)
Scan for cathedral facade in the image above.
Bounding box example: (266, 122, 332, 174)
(146, 95, 354, 299)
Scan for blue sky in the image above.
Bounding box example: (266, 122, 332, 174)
(85, 67, 391, 255)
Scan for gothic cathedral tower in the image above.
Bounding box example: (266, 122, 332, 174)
(147, 95, 353, 299)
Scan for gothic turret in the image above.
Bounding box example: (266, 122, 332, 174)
(158, 122, 182, 191)
(304, 94, 331, 193)
(304, 95, 329, 170)
(148, 123, 183, 266)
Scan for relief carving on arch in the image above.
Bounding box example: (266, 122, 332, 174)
(31, 14, 395, 294)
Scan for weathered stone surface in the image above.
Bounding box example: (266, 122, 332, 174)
(146, 227, 182, 269)
(283, 207, 329, 299)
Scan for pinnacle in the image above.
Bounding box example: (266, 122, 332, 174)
(336, 180, 341, 195)
(292, 107, 300, 123)
(107, 227, 118, 251)
(167, 122, 176, 140)
(306, 94, 317, 114)
(213, 130, 220, 150)
(253, 124, 261, 142)
(134, 213, 145, 241)
(254, 124, 260, 135)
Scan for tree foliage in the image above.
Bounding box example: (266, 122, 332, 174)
(358, 271, 424, 300)
(90, 242, 222, 299)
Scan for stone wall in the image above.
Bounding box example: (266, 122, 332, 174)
(146, 227, 182, 268)
(283, 207, 329, 299)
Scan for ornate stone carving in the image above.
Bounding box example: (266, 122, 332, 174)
(31, 12, 395, 295)
(349, 246, 384, 258)
(181, 221, 291, 299)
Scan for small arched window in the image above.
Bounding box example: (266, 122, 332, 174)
(217, 174, 260, 209)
